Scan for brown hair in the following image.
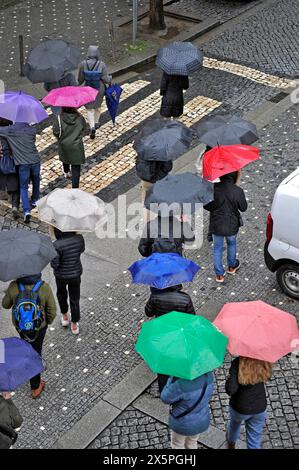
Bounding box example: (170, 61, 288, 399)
(238, 357, 273, 386)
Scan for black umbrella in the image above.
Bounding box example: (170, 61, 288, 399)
(145, 172, 214, 216)
(156, 42, 203, 76)
(196, 115, 258, 147)
(0, 229, 57, 282)
(133, 119, 193, 161)
(24, 39, 80, 84)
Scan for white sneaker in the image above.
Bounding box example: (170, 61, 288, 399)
(61, 314, 70, 327)
(71, 323, 80, 335)
(64, 172, 71, 179)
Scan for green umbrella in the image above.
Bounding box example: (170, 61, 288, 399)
(135, 311, 228, 380)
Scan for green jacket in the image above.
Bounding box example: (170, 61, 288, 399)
(2, 281, 57, 330)
(53, 111, 87, 165)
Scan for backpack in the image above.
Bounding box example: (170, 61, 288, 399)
(83, 60, 102, 90)
(13, 281, 44, 342)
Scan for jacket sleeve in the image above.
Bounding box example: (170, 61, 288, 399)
(183, 76, 189, 90)
(160, 74, 167, 96)
(80, 236, 86, 254)
(160, 378, 183, 404)
(145, 297, 156, 318)
(225, 359, 239, 396)
(7, 400, 23, 429)
(78, 63, 85, 85)
(204, 200, 218, 212)
(44, 285, 57, 325)
(182, 222, 195, 244)
(185, 297, 196, 315)
(52, 118, 60, 139)
(2, 283, 14, 309)
(138, 237, 153, 258)
(238, 189, 248, 213)
(101, 62, 112, 86)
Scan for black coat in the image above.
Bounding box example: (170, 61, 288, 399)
(0, 137, 19, 193)
(145, 285, 196, 318)
(204, 174, 247, 236)
(160, 73, 189, 118)
(0, 396, 23, 449)
(138, 216, 195, 257)
(136, 157, 173, 184)
(225, 358, 267, 415)
(51, 233, 85, 280)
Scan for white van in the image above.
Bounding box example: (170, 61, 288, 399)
(264, 168, 299, 300)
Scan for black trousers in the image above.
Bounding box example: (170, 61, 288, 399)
(8, 190, 20, 209)
(63, 164, 81, 189)
(56, 276, 81, 323)
(19, 327, 47, 390)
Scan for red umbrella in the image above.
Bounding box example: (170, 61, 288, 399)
(202, 144, 260, 181)
(42, 86, 98, 108)
(213, 300, 299, 363)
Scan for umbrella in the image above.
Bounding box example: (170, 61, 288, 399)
(0, 229, 57, 282)
(105, 84, 123, 125)
(128, 252, 200, 289)
(145, 172, 214, 216)
(213, 301, 299, 363)
(42, 86, 98, 108)
(133, 119, 193, 161)
(135, 311, 228, 380)
(37, 188, 107, 232)
(0, 337, 44, 392)
(0, 91, 48, 124)
(202, 145, 260, 182)
(156, 41, 203, 76)
(24, 39, 80, 84)
(196, 115, 258, 147)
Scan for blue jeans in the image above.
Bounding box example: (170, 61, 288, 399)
(228, 406, 267, 449)
(18, 163, 40, 214)
(212, 234, 237, 276)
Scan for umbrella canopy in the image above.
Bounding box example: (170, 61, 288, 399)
(37, 188, 107, 232)
(135, 311, 228, 380)
(213, 301, 299, 363)
(0, 91, 48, 124)
(156, 41, 203, 76)
(202, 145, 260, 182)
(105, 84, 123, 125)
(133, 119, 193, 162)
(42, 86, 98, 108)
(128, 252, 200, 289)
(196, 115, 258, 147)
(0, 229, 57, 282)
(145, 172, 214, 216)
(24, 39, 80, 84)
(0, 337, 44, 392)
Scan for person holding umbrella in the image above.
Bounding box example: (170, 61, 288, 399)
(44, 72, 77, 116)
(0, 392, 23, 449)
(0, 118, 20, 219)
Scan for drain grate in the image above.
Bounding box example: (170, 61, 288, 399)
(268, 91, 289, 103)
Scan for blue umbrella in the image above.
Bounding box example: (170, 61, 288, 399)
(0, 337, 44, 392)
(105, 84, 123, 125)
(128, 252, 200, 289)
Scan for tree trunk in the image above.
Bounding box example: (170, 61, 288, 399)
(149, 0, 166, 30)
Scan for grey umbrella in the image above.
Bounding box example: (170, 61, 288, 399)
(196, 114, 258, 147)
(24, 39, 80, 84)
(145, 172, 214, 216)
(156, 42, 203, 76)
(0, 229, 57, 282)
(133, 119, 193, 161)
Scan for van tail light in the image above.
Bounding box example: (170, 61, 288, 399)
(266, 213, 273, 242)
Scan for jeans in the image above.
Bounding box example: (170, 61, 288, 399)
(19, 327, 47, 390)
(63, 164, 81, 189)
(228, 406, 267, 449)
(212, 234, 237, 276)
(18, 163, 40, 214)
(56, 277, 81, 323)
(171, 431, 200, 450)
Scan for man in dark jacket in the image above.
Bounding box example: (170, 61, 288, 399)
(51, 228, 85, 335)
(145, 284, 196, 393)
(160, 72, 189, 118)
(0, 122, 40, 224)
(204, 171, 247, 283)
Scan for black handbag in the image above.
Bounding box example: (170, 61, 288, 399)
(0, 154, 16, 175)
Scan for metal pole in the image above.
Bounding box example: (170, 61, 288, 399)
(19, 35, 25, 77)
(132, 0, 138, 46)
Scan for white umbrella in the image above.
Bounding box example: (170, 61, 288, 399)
(37, 188, 107, 232)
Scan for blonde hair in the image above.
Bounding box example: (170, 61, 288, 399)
(238, 357, 273, 386)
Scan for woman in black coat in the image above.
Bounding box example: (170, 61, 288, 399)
(160, 73, 189, 118)
(0, 118, 19, 218)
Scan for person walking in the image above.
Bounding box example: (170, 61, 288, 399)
(204, 171, 247, 283)
(160, 72, 189, 119)
(0, 118, 20, 219)
(0, 392, 23, 449)
(78, 45, 112, 139)
(161, 372, 214, 449)
(0, 122, 40, 224)
(53, 107, 87, 188)
(225, 356, 272, 449)
(135, 155, 173, 203)
(44, 71, 77, 116)
(50, 228, 85, 335)
(145, 284, 196, 393)
(2, 273, 56, 399)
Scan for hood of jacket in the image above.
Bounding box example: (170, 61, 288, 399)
(219, 172, 238, 184)
(87, 45, 100, 59)
(150, 284, 183, 294)
(61, 112, 79, 126)
(54, 227, 78, 240)
(17, 273, 42, 285)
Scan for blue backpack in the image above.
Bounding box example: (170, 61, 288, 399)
(13, 281, 44, 342)
(83, 60, 102, 90)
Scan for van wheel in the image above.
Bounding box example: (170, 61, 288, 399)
(276, 264, 299, 300)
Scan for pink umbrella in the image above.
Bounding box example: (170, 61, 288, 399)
(213, 300, 299, 363)
(42, 86, 98, 108)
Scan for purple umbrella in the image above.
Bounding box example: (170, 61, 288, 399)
(0, 91, 48, 124)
